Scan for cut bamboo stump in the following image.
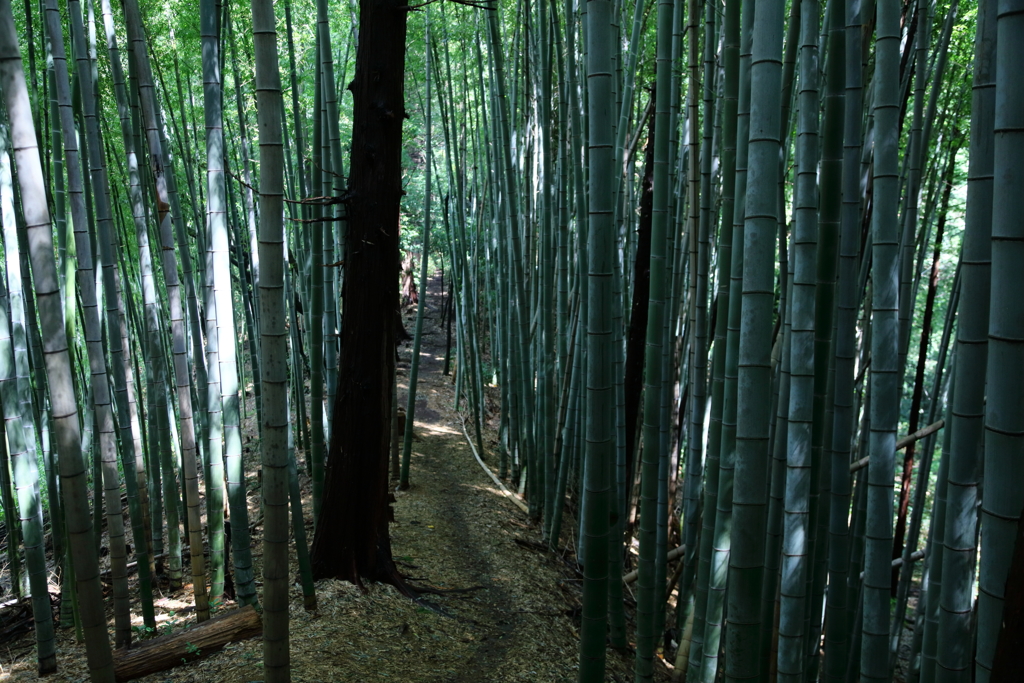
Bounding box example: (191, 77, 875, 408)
(113, 605, 262, 682)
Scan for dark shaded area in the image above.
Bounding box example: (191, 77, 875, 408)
(623, 93, 656, 509)
(991, 506, 1024, 681)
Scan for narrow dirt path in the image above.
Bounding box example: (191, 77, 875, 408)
(1, 273, 643, 682)
(386, 272, 600, 681)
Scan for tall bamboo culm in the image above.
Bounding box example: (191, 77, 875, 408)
(0, 4, 115, 677)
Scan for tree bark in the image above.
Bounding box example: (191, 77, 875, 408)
(309, 0, 408, 587)
(622, 94, 655, 512)
(991, 504, 1024, 682)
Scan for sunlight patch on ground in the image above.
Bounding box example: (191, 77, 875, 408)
(468, 482, 527, 503)
(414, 421, 458, 435)
(154, 597, 192, 611)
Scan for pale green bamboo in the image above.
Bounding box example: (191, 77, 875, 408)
(226, 9, 261, 326)
(486, 6, 535, 494)
(285, 261, 316, 610)
(401, 11, 433, 491)
(40, 44, 64, 570)
(196, 0, 259, 605)
(308, 52, 325, 526)
(52, 0, 141, 643)
(0, 125, 55, 674)
(98, 0, 151, 560)
(166, 43, 206, 242)
(141, 46, 211, 623)
(250, 0, 289, 673)
(0, 8, 114, 676)
(284, 0, 306, 206)
(123, 0, 205, 598)
(154, 60, 210, 491)
(199, 0, 227, 600)
(316, 0, 343, 439)
(121, 0, 182, 589)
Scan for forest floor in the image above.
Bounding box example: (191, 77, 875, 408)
(0, 273, 663, 682)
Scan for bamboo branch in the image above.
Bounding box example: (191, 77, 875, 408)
(623, 545, 686, 584)
(849, 419, 944, 472)
(622, 95, 656, 176)
(859, 548, 926, 580)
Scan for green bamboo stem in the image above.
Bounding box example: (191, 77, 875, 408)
(0, 7, 115, 675)
(401, 12, 433, 491)
(577, 0, 614, 677)
(860, 0, 901, 673)
(250, 0, 289, 672)
(0, 127, 55, 674)
(976, 0, 1024, 678)
(199, 0, 227, 600)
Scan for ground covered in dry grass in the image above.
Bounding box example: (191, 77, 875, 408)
(0, 275, 663, 682)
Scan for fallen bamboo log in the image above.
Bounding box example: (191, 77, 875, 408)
(113, 605, 262, 682)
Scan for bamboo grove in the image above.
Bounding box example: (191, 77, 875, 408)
(0, 0, 1018, 679)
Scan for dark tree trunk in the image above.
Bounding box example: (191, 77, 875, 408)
(622, 96, 656, 509)
(443, 277, 454, 376)
(992, 503, 1024, 681)
(890, 144, 958, 593)
(310, 0, 408, 587)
